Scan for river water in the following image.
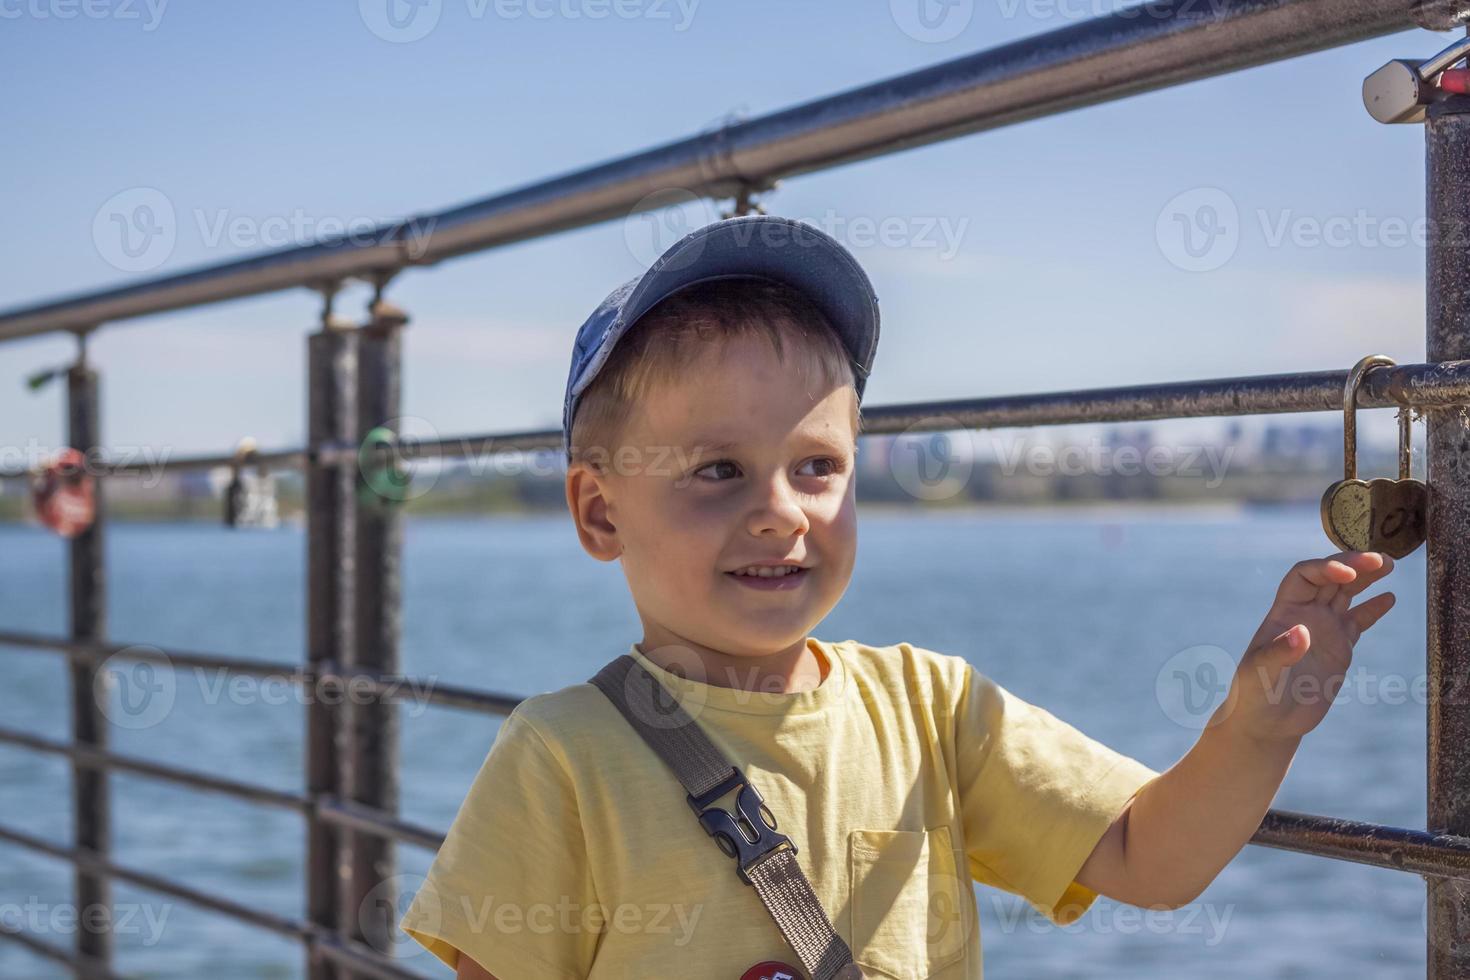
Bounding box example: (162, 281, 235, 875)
(0, 506, 1431, 977)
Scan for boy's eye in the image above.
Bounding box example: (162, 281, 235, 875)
(691, 457, 845, 482)
(693, 459, 742, 481)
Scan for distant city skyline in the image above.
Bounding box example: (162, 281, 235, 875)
(0, 416, 1414, 523)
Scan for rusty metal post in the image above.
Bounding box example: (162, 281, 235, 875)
(1426, 92, 1470, 979)
(341, 298, 408, 962)
(306, 307, 358, 980)
(66, 342, 111, 971)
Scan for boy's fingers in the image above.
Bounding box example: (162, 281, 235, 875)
(1258, 624, 1310, 667)
(1349, 591, 1396, 636)
(1336, 552, 1393, 601)
(1278, 556, 1359, 604)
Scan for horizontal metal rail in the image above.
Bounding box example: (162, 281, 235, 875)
(5, 798, 1466, 975)
(0, 630, 308, 680)
(3, 726, 1469, 873)
(0, 0, 1463, 343)
(334, 669, 522, 716)
(0, 724, 448, 851)
(0, 920, 121, 980)
(0, 726, 311, 814)
(0, 824, 420, 980)
(4, 359, 1469, 481)
(312, 934, 422, 980)
(1256, 810, 1470, 879)
(317, 798, 446, 853)
(0, 823, 310, 941)
(0, 631, 523, 716)
(5, 634, 1470, 880)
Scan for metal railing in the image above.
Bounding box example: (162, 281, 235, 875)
(2, 0, 1470, 976)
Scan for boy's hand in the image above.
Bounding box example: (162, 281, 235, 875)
(1216, 551, 1397, 744)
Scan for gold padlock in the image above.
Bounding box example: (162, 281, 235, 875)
(1320, 354, 1428, 559)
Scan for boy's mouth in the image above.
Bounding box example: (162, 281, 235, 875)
(724, 562, 811, 590)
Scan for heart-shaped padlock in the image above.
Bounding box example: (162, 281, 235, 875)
(1320, 355, 1428, 559)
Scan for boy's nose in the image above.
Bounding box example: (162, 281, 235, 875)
(746, 478, 810, 537)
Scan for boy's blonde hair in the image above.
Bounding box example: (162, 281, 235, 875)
(568, 277, 861, 469)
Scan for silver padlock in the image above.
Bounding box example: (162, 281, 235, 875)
(1363, 35, 1470, 124)
(224, 437, 280, 529)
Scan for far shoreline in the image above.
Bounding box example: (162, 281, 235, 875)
(0, 496, 1318, 530)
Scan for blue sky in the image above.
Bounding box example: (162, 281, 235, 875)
(0, 1, 1452, 468)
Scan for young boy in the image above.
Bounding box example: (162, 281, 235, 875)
(399, 214, 1397, 979)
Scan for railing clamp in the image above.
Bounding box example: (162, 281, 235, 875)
(722, 179, 780, 218)
(1363, 34, 1470, 124)
(21, 329, 95, 393)
(363, 273, 409, 337)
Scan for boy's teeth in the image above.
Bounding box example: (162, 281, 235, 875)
(735, 565, 798, 577)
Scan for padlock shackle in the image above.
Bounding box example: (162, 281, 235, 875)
(1342, 354, 1398, 481)
(1398, 407, 1414, 481)
(1419, 36, 1470, 83)
(229, 436, 265, 477)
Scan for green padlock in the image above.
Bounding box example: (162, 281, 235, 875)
(357, 425, 412, 508)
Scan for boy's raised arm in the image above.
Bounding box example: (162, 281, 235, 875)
(1075, 550, 1397, 910)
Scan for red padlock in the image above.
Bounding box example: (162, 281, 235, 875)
(1442, 68, 1470, 95)
(740, 962, 806, 980)
(30, 448, 96, 538)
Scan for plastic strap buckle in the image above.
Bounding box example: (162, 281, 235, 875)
(686, 767, 796, 886)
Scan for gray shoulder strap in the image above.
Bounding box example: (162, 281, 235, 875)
(588, 653, 864, 980)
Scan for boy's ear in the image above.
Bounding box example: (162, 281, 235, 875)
(566, 462, 621, 562)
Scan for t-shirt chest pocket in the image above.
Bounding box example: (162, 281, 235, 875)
(847, 825, 967, 979)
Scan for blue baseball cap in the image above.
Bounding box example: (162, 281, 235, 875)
(562, 213, 880, 460)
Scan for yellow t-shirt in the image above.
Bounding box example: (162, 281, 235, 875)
(399, 637, 1160, 979)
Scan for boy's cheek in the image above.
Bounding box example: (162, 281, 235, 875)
(825, 486, 860, 534)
